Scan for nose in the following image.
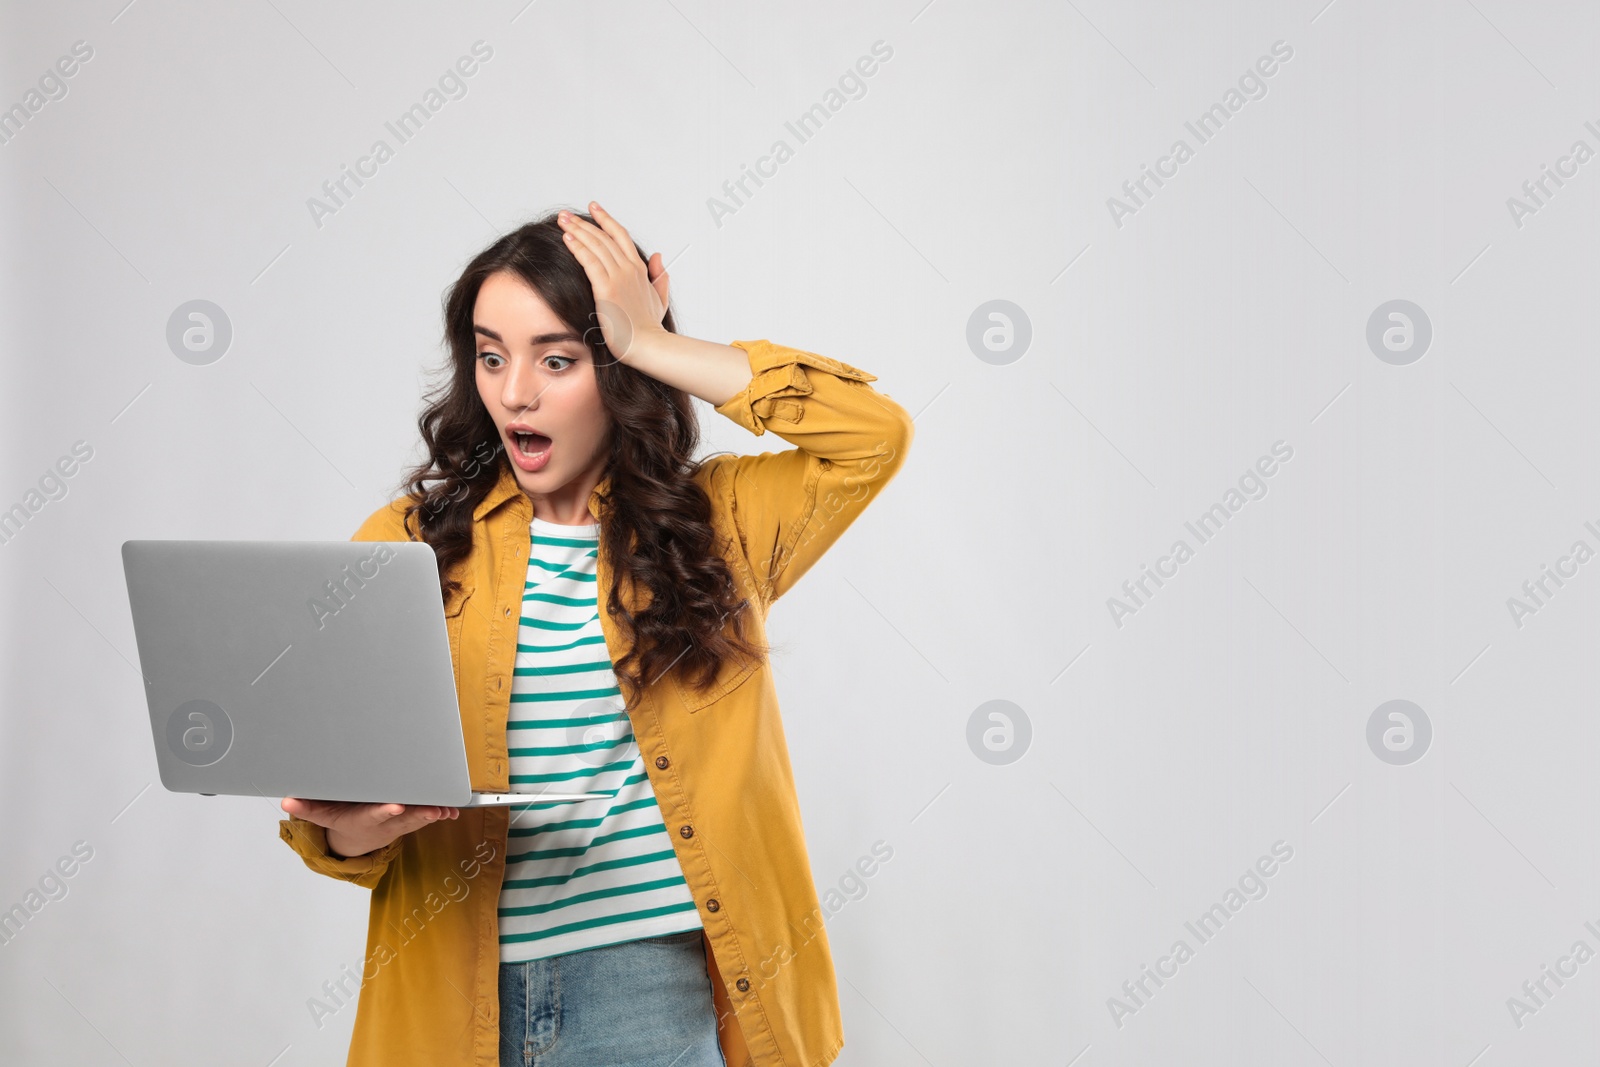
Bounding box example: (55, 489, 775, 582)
(501, 355, 549, 418)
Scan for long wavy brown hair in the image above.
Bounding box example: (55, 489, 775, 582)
(392, 209, 767, 707)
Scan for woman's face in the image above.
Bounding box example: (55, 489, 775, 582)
(473, 269, 614, 518)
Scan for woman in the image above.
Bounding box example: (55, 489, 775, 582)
(278, 202, 913, 1067)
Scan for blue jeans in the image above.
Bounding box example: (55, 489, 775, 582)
(498, 929, 728, 1067)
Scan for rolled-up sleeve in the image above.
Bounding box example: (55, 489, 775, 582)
(279, 814, 402, 890)
(707, 339, 914, 606)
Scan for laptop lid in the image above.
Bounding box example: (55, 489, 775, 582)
(121, 539, 478, 806)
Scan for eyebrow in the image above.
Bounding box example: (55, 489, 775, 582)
(474, 326, 585, 347)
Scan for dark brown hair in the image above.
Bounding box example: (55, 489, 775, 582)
(393, 209, 766, 707)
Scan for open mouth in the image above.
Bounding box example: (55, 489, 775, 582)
(509, 428, 554, 472)
(512, 430, 552, 456)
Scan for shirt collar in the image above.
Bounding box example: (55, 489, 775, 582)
(471, 461, 612, 524)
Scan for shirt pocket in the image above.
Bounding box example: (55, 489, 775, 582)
(443, 577, 475, 620)
(673, 653, 760, 714)
(443, 579, 475, 688)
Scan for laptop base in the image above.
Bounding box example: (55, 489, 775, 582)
(464, 791, 609, 807)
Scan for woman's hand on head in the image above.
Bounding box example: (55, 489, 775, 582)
(280, 796, 459, 858)
(557, 201, 670, 363)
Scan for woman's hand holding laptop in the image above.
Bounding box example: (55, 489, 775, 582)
(279, 797, 460, 859)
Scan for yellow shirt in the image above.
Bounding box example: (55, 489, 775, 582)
(279, 338, 915, 1067)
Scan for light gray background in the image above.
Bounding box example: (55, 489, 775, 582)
(3, 1, 1597, 1064)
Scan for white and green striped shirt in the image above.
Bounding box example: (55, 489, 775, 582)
(497, 516, 703, 962)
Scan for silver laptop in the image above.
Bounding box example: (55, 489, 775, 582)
(120, 539, 609, 808)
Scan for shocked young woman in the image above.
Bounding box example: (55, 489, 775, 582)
(278, 202, 913, 1067)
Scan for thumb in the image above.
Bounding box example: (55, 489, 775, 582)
(648, 252, 669, 318)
